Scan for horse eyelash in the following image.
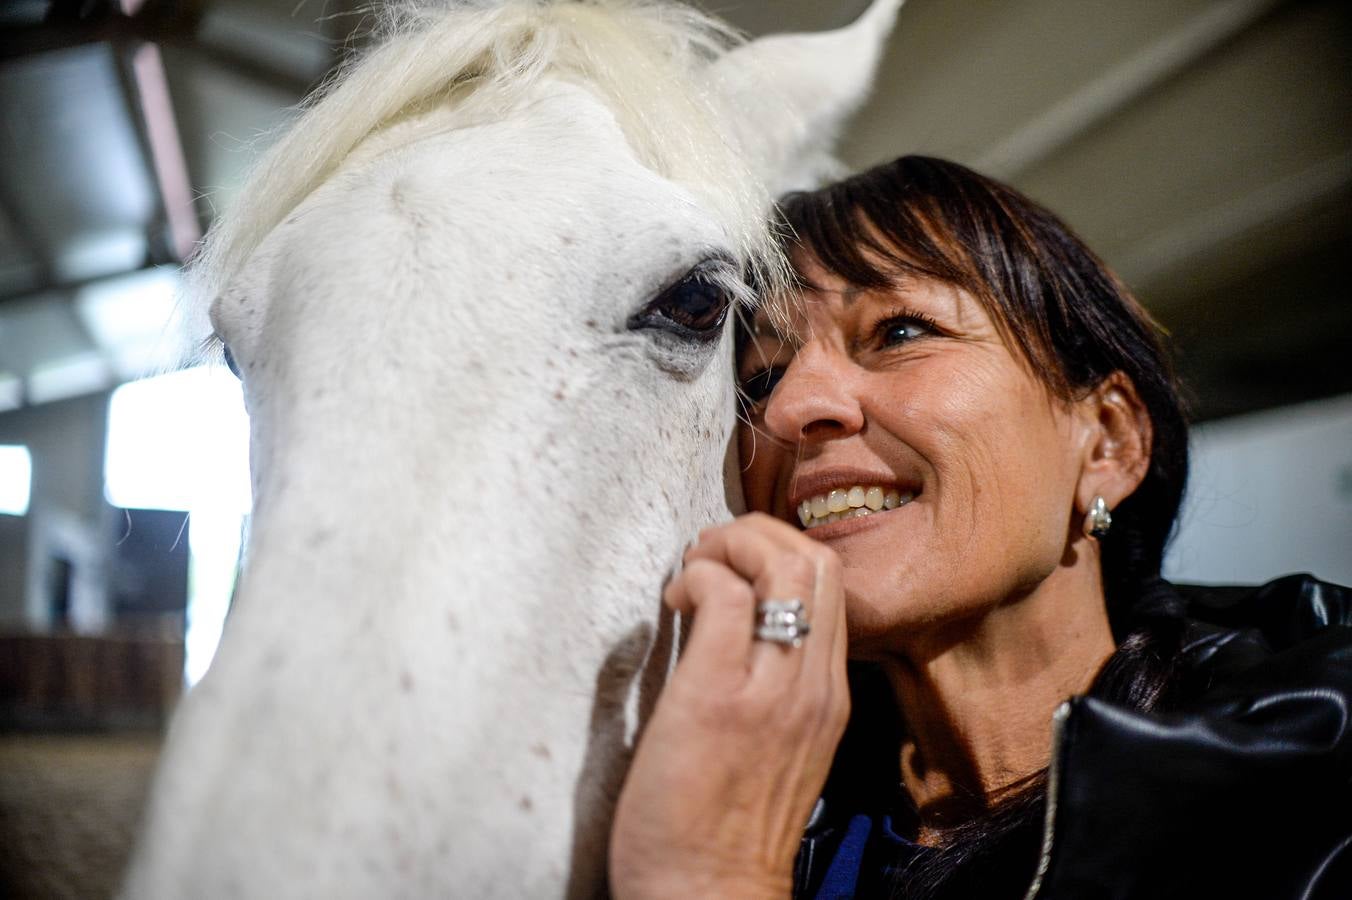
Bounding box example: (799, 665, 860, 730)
(199, 334, 225, 358)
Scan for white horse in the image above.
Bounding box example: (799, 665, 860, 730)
(124, 1, 900, 896)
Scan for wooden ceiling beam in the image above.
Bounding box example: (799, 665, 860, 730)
(975, 0, 1287, 180)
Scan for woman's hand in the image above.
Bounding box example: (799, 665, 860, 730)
(609, 512, 851, 899)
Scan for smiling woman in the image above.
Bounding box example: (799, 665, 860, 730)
(610, 156, 1352, 900)
(739, 156, 1185, 660)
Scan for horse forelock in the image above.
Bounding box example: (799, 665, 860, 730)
(181, 0, 789, 358)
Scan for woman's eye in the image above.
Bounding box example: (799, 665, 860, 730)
(877, 316, 935, 348)
(628, 262, 735, 343)
(739, 366, 785, 404)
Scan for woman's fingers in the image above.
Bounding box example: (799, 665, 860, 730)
(784, 542, 846, 682)
(663, 558, 755, 684)
(611, 513, 852, 898)
(683, 512, 809, 586)
(684, 513, 843, 675)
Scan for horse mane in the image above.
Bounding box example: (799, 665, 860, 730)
(183, 0, 789, 348)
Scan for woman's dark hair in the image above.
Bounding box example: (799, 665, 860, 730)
(775, 156, 1191, 899)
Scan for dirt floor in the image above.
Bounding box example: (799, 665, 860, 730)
(0, 732, 162, 899)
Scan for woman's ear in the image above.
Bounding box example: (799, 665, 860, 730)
(1074, 371, 1153, 517)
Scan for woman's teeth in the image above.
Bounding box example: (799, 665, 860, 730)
(798, 486, 913, 529)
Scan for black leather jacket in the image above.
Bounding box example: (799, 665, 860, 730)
(795, 575, 1352, 899)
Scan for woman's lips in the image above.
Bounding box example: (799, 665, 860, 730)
(785, 467, 922, 531)
(796, 484, 916, 529)
(798, 496, 916, 540)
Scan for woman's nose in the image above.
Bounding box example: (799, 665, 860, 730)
(762, 345, 864, 445)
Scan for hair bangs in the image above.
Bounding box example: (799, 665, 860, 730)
(779, 161, 1091, 396)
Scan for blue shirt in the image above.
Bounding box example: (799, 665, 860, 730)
(798, 811, 933, 898)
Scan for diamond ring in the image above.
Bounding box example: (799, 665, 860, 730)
(754, 598, 810, 648)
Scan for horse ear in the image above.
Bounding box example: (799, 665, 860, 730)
(711, 0, 903, 195)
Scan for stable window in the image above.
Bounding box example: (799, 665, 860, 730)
(105, 367, 251, 685)
(0, 445, 32, 516)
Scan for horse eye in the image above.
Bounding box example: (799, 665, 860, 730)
(628, 263, 735, 342)
(222, 344, 242, 379)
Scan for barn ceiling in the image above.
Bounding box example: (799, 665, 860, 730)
(0, 0, 1348, 420)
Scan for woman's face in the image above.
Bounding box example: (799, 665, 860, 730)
(738, 253, 1092, 655)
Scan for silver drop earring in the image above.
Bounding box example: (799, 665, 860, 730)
(1084, 495, 1112, 539)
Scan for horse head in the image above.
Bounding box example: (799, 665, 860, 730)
(124, 2, 901, 896)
